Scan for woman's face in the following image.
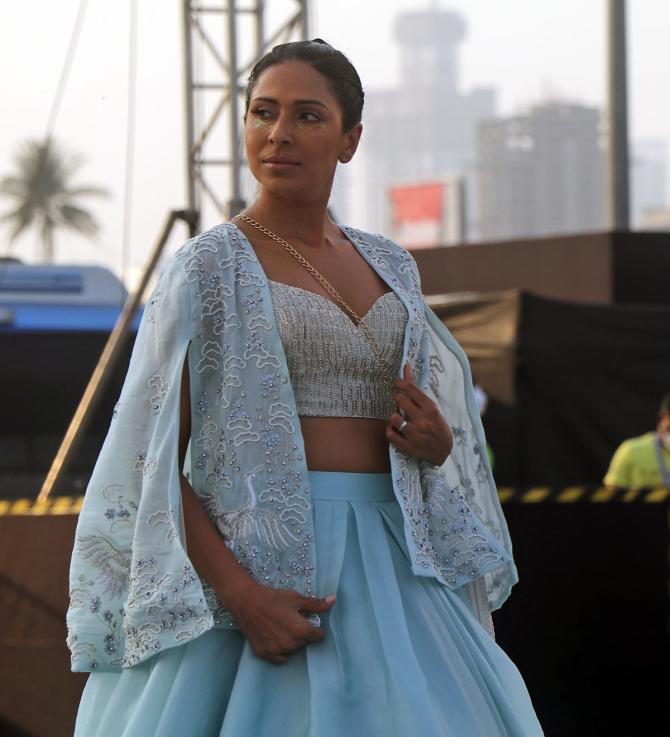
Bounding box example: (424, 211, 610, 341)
(244, 61, 362, 203)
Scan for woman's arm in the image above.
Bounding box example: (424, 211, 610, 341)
(178, 356, 335, 664)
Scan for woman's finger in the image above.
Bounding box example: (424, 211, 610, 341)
(395, 378, 432, 411)
(394, 382, 422, 409)
(294, 593, 336, 613)
(389, 411, 407, 432)
(394, 392, 417, 418)
(385, 424, 414, 455)
(302, 626, 326, 644)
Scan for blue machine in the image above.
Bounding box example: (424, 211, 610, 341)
(0, 261, 143, 332)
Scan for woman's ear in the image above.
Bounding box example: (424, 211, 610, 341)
(339, 122, 363, 164)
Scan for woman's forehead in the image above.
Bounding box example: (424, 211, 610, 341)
(251, 61, 335, 104)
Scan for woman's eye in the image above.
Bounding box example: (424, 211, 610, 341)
(300, 112, 320, 122)
(252, 108, 272, 119)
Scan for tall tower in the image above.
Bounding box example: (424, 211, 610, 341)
(352, 7, 495, 240)
(395, 10, 465, 94)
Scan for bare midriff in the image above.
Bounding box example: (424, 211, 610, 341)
(299, 417, 391, 472)
(233, 222, 396, 474)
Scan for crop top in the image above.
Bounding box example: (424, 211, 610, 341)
(268, 279, 407, 419)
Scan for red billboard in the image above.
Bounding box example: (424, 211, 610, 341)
(388, 178, 464, 248)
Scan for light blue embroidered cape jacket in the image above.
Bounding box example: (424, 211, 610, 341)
(66, 222, 517, 672)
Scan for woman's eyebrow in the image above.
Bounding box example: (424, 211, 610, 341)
(294, 99, 329, 108)
(252, 96, 329, 109)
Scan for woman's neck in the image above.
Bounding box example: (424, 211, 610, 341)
(245, 190, 338, 248)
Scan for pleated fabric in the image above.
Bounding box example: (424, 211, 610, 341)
(74, 471, 543, 737)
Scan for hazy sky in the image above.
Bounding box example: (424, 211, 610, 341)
(1, 0, 668, 281)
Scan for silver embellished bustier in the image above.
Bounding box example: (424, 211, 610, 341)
(268, 280, 407, 419)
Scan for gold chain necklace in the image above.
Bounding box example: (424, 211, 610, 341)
(235, 213, 396, 392)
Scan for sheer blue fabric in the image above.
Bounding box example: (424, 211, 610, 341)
(74, 471, 543, 737)
(67, 223, 518, 673)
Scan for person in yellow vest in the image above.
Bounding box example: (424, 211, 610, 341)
(604, 393, 670, 489)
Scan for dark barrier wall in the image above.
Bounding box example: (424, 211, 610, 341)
(612, 231, 670, 304)
(2, 332, 132, 435)
(496, 499, 669, 737)
(1, 494, 667, 737)
(0, 332, 135, 499)
(0, 513, 86, 737)
(412, 230, 670, 306)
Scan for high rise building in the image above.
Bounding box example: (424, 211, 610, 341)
(347, 8, 495, 241)
(476, 103, 606, 241)
(631, 140, 667, 228)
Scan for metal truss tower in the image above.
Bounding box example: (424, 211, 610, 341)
(182, 1, 308, 229)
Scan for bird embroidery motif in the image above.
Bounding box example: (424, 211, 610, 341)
(200, 465, 299, 550)
(77, 534, 132, 599)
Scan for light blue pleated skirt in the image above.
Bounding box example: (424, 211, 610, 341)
(74, 471, 543, 737)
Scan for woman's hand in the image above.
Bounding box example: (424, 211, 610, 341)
(224, 578, 336, 665)
(386, 363, 454, 466)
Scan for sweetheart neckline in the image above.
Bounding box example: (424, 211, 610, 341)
(267, 278, 398, 328)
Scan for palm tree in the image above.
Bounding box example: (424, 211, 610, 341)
(0, 137, 108, 263)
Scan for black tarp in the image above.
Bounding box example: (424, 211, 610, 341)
(517, 293, 670, 486)
(431, 292, 670, 486)
(0, 332, 134, 498)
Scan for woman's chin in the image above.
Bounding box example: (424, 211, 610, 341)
(258, 179, 327, 203)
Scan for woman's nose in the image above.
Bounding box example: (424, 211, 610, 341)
(268, 115, 292, 144)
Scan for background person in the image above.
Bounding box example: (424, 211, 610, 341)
(604, 392, 670, 489)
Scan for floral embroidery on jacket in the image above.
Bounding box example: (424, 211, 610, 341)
(66, 222, 516, 673)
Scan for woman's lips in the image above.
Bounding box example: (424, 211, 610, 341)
(262, 158, 300, 170)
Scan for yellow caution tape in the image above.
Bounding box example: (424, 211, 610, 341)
(645, 488, 670, 503)
(497, 488, 515, 503)
(1, 485, 669, 516)
(557, 487, 586, 503)
(10, 499, 32, 515)
(522, 488, 551, 503)
(0, 497, 84, 516)
(51, 496, 77, 514)
(622, 488, 642, 502)
(591, 487, 617, 503)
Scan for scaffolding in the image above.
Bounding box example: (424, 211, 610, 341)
(38, 2, 308, 502)
(183, 0, 309, 227)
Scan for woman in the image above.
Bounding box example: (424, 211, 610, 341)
(69, 39, 544, 736)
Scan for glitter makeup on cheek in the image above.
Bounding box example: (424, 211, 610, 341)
(252, 117, 271, 129)
(297, 120, 326, 133)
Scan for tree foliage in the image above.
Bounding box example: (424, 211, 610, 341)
(0, 138, 108, 262)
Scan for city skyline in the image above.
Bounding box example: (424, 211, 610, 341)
(1, 0, 668, 280)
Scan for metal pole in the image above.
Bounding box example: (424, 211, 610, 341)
(255, 0, 265, 58)
(301, 0, 309, 38)
(37, 209, 197, 503)
(606, 0, 630, 230)
(182, 1, 200, 235)
(183, 2, 306, 218)
(227, 0, 246, 217)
